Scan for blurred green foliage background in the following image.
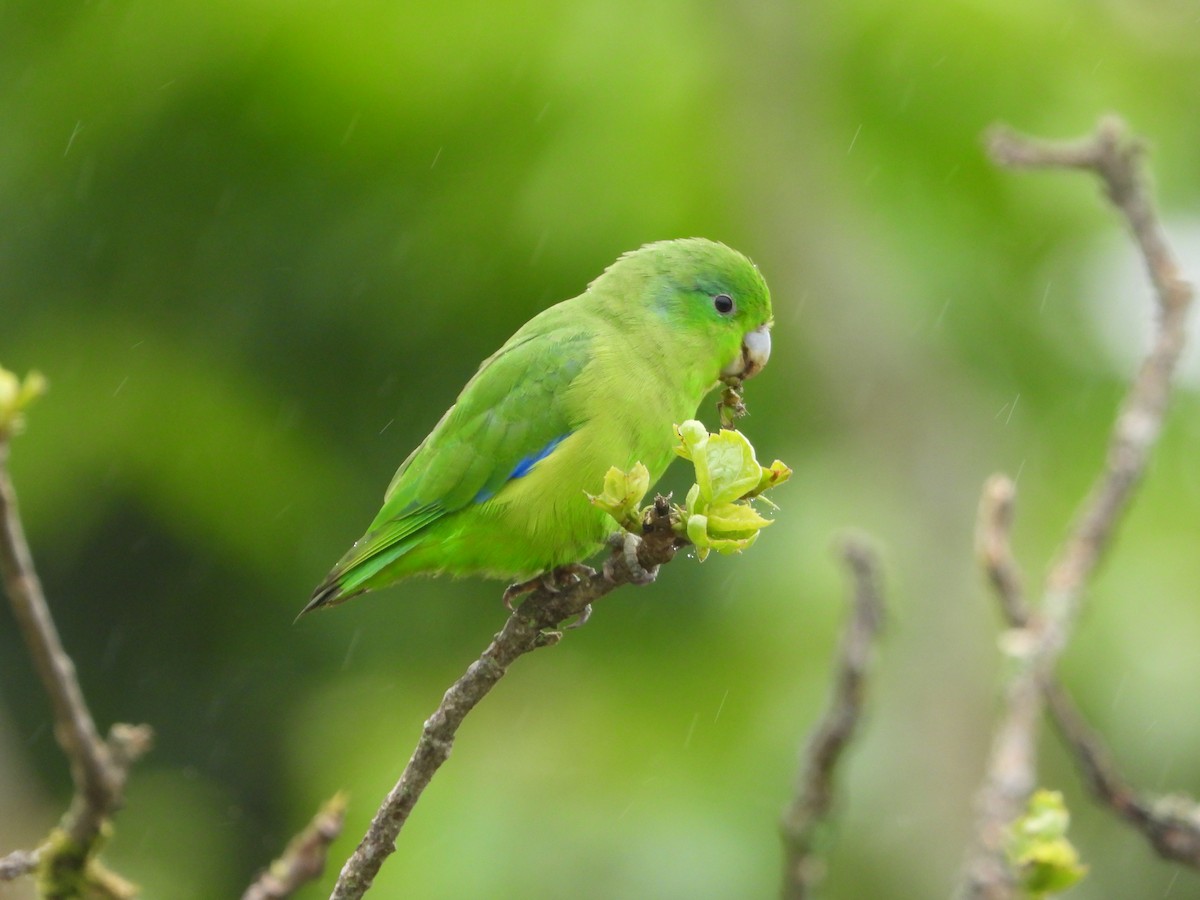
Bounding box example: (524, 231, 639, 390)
(3, 2, 1200, 897)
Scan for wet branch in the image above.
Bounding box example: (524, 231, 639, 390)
(330, 498, 686, 900)
(0, 426, 153, 893)
(780, 535, 886, 900)
(959, 116, 1195, 898)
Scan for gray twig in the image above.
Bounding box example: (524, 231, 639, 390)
(960, 116, 1195, 898)
(0, 435, 153, 889)
(0, 849, 39, 880)
(779, 535, 886, 900)
(243, 794, 347, 900)
(330, 497, 685, 900)
(979, 477, 1200, 870)
(1042, 682, 1200, 867)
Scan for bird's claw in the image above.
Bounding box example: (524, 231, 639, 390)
(566, 604, 593, 630)
(502, 563, 596, 610)
(604, 532, 658, 585)
(502, 576, 538, 610)
(555, 562, 596, 586)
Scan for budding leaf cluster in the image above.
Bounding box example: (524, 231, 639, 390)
(586, 462, 651, 532)
(1007, 789, 1087, 897)
(0, 365, 48, 440)
(588, 420, 790, 562)
(674, 420, 790, 560)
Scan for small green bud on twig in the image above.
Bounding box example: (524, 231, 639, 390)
(589, 421, 791, 562)
(1007, 789, 1087, 897)
(586, 462, 651, 532)
(674, 420, 789, 559)
(0, 365, 48, 439)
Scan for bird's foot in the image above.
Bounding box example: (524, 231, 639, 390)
(502, 563, 597, 610)
(604, 532, 658, 585)
(502, 577, 538, 610)
(551, 562, 596, 589)
(566, 604, 593, 630)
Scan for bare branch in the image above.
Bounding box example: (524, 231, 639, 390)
(1043, 680, 1200, 867)
(243, 794, 347, 900)
(331, 497, 685, 900)
(0, 444, 112, 817)
(0, 416, 152, 888)
(979, 477, 1200, 869)
(987, 117, 1194, 653)
(779, 534, 885, 900)
(0, 849, 38, 880)
(960, 116, 1195, 898)
(958, 629, 1042, 899)
(976, 475, 1029, 628)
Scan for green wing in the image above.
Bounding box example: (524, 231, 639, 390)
(318, 317, 594, 600)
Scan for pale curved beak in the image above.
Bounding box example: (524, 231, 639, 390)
(720, 324, 772, 381)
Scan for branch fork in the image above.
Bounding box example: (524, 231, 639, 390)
(960, 116, 1197, 898)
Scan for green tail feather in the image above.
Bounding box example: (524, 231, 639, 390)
(299, 532, 427, 618)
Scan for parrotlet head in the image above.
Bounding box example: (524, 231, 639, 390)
(589, 237, 773, 387)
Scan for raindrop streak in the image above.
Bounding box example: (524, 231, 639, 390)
(530, 231, 548, 266)
(1165, 868, 1180, 896)
(341, 112, 361, 146)
(379, 418, 394, 435)
(994, 395, 1020, 424)
(1005, 393, 1020, 425)
(113, 376, 129, 397)
(1111, 671, 1128, 709)
(64, 120, 83, 157)
(1039, 280, 1052, 313)
(342, 627, 363, 670)
(933, 297, 952, 330)
(789, 292, 809, 323)
(714, 688, 730, 724)
(847, 124, 863, 154)
(101, 629, 123, 670)
(430, 147, 443, 169)
(683, 711, 700, 750)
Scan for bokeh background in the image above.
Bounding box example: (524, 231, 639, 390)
(4, 2, 1200, 898)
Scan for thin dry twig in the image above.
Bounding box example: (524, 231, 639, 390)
(779, 535, 886, 900)
(985, 477, 1200, 865)
(330, 498, 685, 900)
(988, 116, 1193, 652)
(979, 477, 1200, 869)
(959, 117, 1195, 898)
(0, 434, 153, 890)
(1042, 682, 1200, 866)
(243, 794, 347, 900)
(963, 476, 1043, 898)
(976, 476, 1029, 627)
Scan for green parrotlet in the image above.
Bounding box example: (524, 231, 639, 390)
(305, 238, 772, 614)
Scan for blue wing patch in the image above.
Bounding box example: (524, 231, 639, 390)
(473, 432, 571, 504)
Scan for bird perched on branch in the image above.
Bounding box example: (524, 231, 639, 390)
(304, 238, 773, 615)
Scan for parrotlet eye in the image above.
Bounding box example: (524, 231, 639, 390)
(713, 294, 735, 315)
